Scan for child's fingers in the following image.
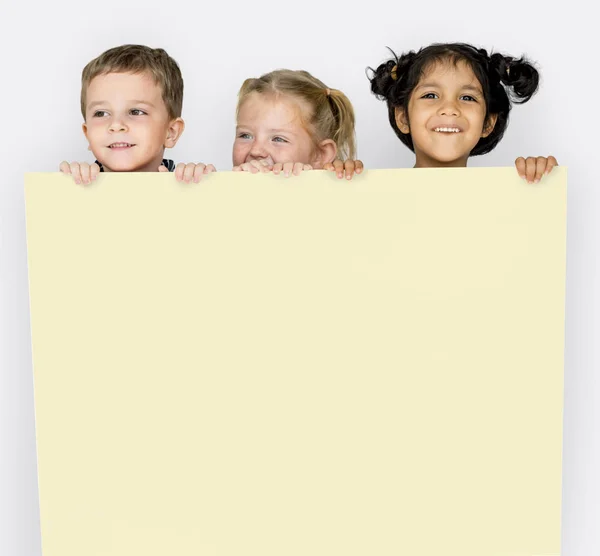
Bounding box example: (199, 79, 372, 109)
(344, 160, 356, 180)
(355, 160, 364, 174)
(79, 162, 91, 185)
(158, 165, 169, 172)
(181, 163, 197, 183)
(192, 164, 207, 183)
(303, 164, 313, 171)
(545, 156, 558, 175)
(515, 157, 526, 179)
(236, 162, 258, 173)
(175, 163, 186, 181)
(534, 157, 547, 183)
(90, 163, 100, 181)
(292, 162, 304, 176)
(272, 162, 283, 175)
(323, 162, 334, 171)
(204, 164, 217, 174)
(70, 162, 83, 184)
(333, 159, 344, 179)
(59, 161, 72, 174)
(282, 162, 294, 177)
(251, 159, 271, 173)
(525, 157, 537, 184)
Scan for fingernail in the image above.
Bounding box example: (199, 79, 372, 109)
(534, 178, 540, 184)
(337, 173, 342, 178)
(346, 174, 352, 180)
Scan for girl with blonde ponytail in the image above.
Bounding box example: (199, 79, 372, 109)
(232, 69, 361, 179)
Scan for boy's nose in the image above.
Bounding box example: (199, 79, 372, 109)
(108, 119, 128, 132)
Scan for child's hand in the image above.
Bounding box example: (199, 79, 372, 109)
(324, 159, 364, 180)
(232, 159, 273, 174)
(59, 161, 100, 185)
(272, 162, 313, 177)
(515, 156, 558, 184)
(165, 162, 216, 183)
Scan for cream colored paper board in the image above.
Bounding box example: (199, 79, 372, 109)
(25, 168, 566, 556)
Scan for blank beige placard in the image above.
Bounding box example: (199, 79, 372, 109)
(25, 167, 566, 556)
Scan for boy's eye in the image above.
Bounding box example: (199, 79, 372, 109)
(130, 109, 147, 116)
(93, 110, 109, 117)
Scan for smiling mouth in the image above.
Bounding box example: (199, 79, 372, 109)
(108, 142, 135, 148)
(433, 127, 462, 133)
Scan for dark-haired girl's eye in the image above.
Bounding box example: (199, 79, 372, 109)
(421, 93, 438, 99)
(461, 95, 477, 102)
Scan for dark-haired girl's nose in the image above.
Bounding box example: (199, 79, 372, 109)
(439, 101, 460, 117)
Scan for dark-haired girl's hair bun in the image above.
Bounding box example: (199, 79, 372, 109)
(490, 52, 540, 104)
(368, 49, 417, 100)
(369, 59, 398, 99)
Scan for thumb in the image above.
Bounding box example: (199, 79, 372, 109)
(158, 165, 168, 172)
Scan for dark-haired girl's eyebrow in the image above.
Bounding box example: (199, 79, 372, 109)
(415, 83, 482, 94)
(414, 82, 440, 90)
(460, 85, 483, 95)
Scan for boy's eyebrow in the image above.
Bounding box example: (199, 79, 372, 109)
(87, 101, 107, 110)
(86, 100, 156, 110)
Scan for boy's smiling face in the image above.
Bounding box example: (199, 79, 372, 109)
(82, 71, 183, 172)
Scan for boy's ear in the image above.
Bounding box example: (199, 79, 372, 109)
(394, 107, 410, 134)
(82, 123, 92, 150)
(81, 122, 92, 151)
(482, 113, 498, 138)
(165, 118, 185, 148)
(312, 139, 337, 168)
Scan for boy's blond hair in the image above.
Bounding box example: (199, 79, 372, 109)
(237, 69, 356, 160)
(80, 44, 184, 120)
